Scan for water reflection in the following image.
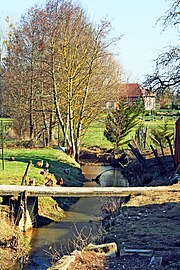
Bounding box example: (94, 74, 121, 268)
(98, 168, 129, 187)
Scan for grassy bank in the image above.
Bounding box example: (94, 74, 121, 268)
(0, 147, 86, 269)
(0, 147, 85, 221)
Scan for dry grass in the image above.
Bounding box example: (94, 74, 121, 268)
(125, 184, 180, 207)
(0, 211, 30, 269)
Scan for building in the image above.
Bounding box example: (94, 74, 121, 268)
(106, 83, 156, 111)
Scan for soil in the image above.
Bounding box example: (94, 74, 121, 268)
(69, 150, 180, 269)
(68, 187, 180, 270)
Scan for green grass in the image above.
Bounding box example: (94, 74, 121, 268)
(81, 114, 178, 150)
(0, 147, 82, 185)
(0, 147, 85, 222)
(0, 111, 178, 151)
(82, 122, 113, 149)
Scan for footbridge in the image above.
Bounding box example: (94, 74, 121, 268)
(0, 184, 179, 232)
(0, 184, 179, 197)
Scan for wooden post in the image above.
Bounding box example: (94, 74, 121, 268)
(22, 191, 27, 232)
(1, 120, 5, 170)
(21, 160, 32, 185)
(150, 145, 167, 171)
(159, 140, 165, 157)
(174, 118, 180, 168)
(165, 136, 176, 169)
(143, 127, 148, 149)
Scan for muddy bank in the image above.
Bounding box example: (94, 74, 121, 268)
(100, 150, 180, 269)
(103, 185, 180, 269)
(65, 185, 180, 269)
(65, 150, 180, 269)
(80, 148, 113, 165)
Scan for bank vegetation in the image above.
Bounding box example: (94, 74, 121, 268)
(0, 211, 30, 269)
(0, 147, 85, 268)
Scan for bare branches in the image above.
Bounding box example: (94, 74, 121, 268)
(144, 1, 180, 94)
(2, 0, 123, 153)
(160, 0, 180, 30)
(144, 45, 180, 93)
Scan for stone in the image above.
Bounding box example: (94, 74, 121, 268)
(148, 256, 162, 268)
(83, 242, 117, 258)
(18, 209, 33, 232)
(47, 254, 77, 270)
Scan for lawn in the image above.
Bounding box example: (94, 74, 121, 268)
(0, 147, 85, 221)
(0, 112, 179, 151)
(0, 147, 81, 185)
(81, 113, 178, 150)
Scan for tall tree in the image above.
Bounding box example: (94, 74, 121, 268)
(2, 0, 122, 161)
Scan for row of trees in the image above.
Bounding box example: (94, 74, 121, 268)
(1, 0, 122, 161)
(1, 0, 178, 160)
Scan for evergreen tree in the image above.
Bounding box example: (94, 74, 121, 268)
(104, 99, 144, 149)
(150, 122, 174, 147)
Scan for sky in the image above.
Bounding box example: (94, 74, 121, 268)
(0, 0, 178, 83)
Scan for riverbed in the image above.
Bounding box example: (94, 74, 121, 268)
(13, 165, 128, 270)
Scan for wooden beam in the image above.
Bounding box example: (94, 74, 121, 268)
(21, 160, 32, 185)
(0, 185, 179, 197)
(1, 120, 5, 170)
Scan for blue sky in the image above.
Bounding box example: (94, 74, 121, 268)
(0, 0, 178, 83)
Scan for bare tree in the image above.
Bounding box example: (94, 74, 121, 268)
(160, 0, 180, 29)
(41, 0, 122, 160)
(2, 0, 122, 158)
(144, 0, 180, 93)
(2, 8, 54, 142)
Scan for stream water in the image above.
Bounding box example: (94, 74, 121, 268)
(12, 165, 128, 270)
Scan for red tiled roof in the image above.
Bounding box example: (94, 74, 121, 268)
(118, 83, 142, 98)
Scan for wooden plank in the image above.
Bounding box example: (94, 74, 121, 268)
(128, 143, 147, 167)
(0, 185, 179, 197)
(120, 248, 153, 257)
(165, 135, 177, 169)
(150, 144, 167, 171)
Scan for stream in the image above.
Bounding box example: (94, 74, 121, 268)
(12, 165, 128, 270)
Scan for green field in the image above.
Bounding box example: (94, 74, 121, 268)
(81, 113, 178, 150)
(0, 147, 80, 185)
(1, 111, 179, 151)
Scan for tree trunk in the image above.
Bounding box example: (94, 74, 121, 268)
(50, 41, 71, 148)
(49, 110, 53, 144)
